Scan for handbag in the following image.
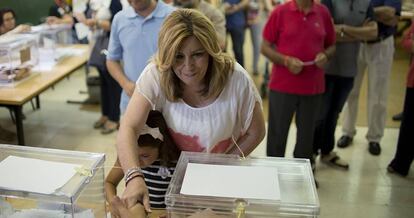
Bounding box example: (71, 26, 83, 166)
(88, 34, 110, 69)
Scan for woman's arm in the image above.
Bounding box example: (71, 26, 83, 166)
(117, 89, 152, 211)
(228, 102, 265, 156)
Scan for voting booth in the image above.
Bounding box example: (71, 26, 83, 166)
(0, 144, 106, 218)
(0, 34, 38, 87)
(166, 152, 320, 218)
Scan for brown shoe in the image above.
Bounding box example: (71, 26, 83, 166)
(93, 117, 108, 129)
(101, 121, 119, 135)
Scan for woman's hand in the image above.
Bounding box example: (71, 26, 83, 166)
(111, 196, 147, 218)
(314, 52, 328, 69)
(46, 16, 60, 25)
(14, 24, 31, 33)
(121, 177, 151, 212)
(286, 56, 304, 75)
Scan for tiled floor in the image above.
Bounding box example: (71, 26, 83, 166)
(0, 64, 413, 217)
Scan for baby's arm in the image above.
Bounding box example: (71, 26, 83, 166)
(105, 158, 124, 214)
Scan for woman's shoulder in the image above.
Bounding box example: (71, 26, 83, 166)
(231, 63, 254, 86)
(140, 62, 160, 79)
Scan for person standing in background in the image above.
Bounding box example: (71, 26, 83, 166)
(47, 0, 74, 25)
(313, 0, 378, 169)
(223, 0, 249, 67)
(175, 0, 226, 49)
(387, 20, 414, 177)
(77, 0, 123, 134)
(338, 0, 401, 156)
(246, 0, 265, 76)
(262, 0, 336, 165)
(106, 0, 175, 115)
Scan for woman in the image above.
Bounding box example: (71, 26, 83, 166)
(0, 8, 30, 35)
(261, 0, 336, 163)
(117, 9, 265, 212)
(78, 0, 123, 134)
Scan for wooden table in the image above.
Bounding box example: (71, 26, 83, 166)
(0, 44, 89, 145)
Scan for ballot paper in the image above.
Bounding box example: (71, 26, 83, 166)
(180, 163, 281, 201)
(0, 156, 81, 194)
(303, 61, 315, 66)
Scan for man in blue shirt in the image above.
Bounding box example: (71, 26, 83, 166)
(106, 0, 175, 114)
(338, 0, 401, 156)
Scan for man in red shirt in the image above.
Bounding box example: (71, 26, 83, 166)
(261, 0, 335, 163)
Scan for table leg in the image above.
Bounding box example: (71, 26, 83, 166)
(13, 106, 25, 145)
(35, 95, 40, 109)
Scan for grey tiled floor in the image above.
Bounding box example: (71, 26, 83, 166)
(0, 65, 413, 217)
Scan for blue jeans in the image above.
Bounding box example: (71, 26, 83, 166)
(313, 75, 354, 155)
(227, 27, 245, 67)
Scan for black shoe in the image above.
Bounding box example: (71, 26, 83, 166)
(392, 112, 403, 121)
(387, 164, 408, 177)
(368, 142, 381, 155)
(337, 136, 353, 148)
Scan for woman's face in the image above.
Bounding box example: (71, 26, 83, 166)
(172, 36, 209, 89)
(138, 145, 159, 168)
(2, 12, 16, 32)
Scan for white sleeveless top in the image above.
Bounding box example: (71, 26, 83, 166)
(136, 62, 261, 153)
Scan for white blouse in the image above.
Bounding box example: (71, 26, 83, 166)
(136, 62, 261, 153)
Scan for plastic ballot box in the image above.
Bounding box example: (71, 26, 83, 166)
(0, 144, 107, 218)
(0, 34, 38, 87)
(166, 152, 319, 218)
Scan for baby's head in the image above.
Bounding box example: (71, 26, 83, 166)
(137, 110, 180, 168)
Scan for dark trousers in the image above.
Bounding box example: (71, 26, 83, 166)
(267, 90, 322, 159)
(227, 27, 245, 67)
(314, 75, 354, 155)
(389, 88, 414, 175)
(97, 66, 121, 122)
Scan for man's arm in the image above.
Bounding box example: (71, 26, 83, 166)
(261, 39, 304, 74)
(106, 60, 135, 97)
(337, 20, 378, 42)
(223, 0, 249, 15)
(374, 6, 399, 26)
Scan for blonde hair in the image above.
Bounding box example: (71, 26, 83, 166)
(154, 9, 234, 101)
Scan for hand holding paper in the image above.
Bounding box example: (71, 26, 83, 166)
(314, 52, 329, 69)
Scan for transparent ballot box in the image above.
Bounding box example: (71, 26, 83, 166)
(31, 23, 73, 47)
(0, 144, 106, 218)
(29, 24, 74, 63)
(166, 152, 319, 218)
(0, 34, 39, 87)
